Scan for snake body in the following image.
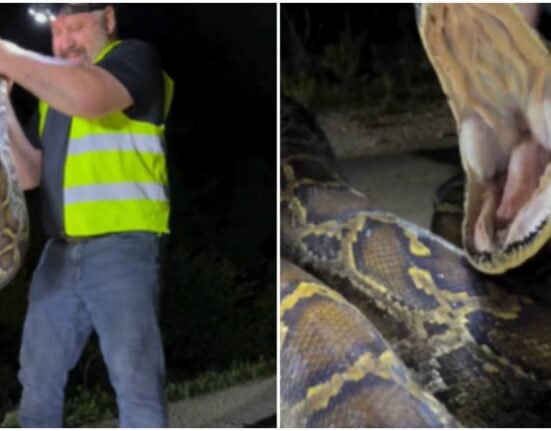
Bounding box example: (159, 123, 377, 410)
(0, 80, 28, 288)
(280, 94, 551, 426)
(281, 5, 551, 425)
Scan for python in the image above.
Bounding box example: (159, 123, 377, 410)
(281, 4, 551, 426)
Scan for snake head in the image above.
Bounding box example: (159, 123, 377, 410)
(419, 4, 551, 274)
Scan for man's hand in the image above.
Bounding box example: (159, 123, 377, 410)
(0, 39, 133, 119)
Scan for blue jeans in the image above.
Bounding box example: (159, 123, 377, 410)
(18, 233, 168, 427)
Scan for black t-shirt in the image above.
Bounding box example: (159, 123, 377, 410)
(27, 39, 167, 237)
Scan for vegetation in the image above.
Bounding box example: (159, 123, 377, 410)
(1, 358, 275, 427)
(281, 5, 445, 112)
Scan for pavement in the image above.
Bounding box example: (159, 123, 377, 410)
(90, 147, 458, 429)
(338, 150, 461, 228)
(89, 376, 277, 428)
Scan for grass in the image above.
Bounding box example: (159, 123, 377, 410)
(1, 357, 275, 428)
(165, 357, 275, 400)
(0, 153, 276, 428)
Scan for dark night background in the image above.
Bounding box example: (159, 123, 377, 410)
(282, 4, 435, 109)
(282, 4, 551, 110)
(0, 3, 276, 425)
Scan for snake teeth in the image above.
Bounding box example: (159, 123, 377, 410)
(420, 3, 551, 274)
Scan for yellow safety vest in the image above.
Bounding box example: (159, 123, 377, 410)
(38, 40, 174, 237)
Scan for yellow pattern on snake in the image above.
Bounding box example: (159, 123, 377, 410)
(0, 80, 28, 288)
(282, 4, 551, 426)
(281, 95, 551, 427)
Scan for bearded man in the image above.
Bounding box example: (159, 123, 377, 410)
(0, 4, 173, 427)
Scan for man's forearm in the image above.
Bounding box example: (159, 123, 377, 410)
(6, 100, 41, 191)
(1, 42, 132, 118)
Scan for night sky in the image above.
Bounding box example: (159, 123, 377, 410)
(282, 4, 420, 67)
(283, 3, 551, 45)
(282, 4, 418, 49)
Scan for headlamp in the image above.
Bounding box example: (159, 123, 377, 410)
(28, 6, 56, 24)
(28, 4, 110, 25)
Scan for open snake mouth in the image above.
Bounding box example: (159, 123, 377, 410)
(419, 3, 551, 273)
(462, 117, 551, 273)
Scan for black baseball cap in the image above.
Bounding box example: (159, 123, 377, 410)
(28, 3, 113, 23)
(55, 3, 112, 17)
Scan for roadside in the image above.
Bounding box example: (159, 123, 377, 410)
(338, 150, 460, 229)
(1, 359, 276, 428)
(318, 101, 456, 159)
(89, 376, 277, 428)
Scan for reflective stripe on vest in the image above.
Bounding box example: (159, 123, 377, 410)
(68, 134, 165, 155)
(65, 182, 169, 204)
(39, 40, 173, 237)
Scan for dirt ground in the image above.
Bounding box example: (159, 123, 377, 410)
(338, 150, 461, 229)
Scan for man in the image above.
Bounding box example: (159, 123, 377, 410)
(0, 4, 173, 427)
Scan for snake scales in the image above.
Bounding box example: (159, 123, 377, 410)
(0, 79, 28, 288)
(281, 4, 551, 427)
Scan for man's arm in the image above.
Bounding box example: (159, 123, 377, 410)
(6, 99, 42, 191)
(0, 40, 133, 119)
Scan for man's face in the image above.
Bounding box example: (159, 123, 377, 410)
(51, 11, 109, 65)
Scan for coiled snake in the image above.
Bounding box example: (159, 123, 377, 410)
(281, 4, 551, 427)
(0, 80, 29, 288)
